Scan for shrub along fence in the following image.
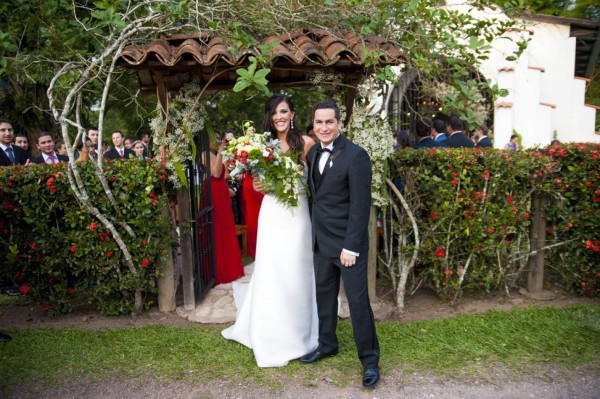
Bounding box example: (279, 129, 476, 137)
(382, 143, 599, 308)
(0, 144, 598, 315)
(0, 160, 172, 315)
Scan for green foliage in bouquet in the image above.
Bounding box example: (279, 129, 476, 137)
(223, 122, 303, 208)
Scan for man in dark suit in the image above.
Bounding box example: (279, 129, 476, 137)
(300, 100, 380, 388)
(30, 132, 69, 164)
(104, 131, 135, 160)
(444, 115, 474, 148)
(474, 126, 493, 148)
(140, 132, 152, 158)
(0, 119, 29, 166)
(413, 117, 444, 149)
(431, 119, 447, 143)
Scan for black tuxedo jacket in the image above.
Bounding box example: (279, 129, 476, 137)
(307, 134, 372, 258)
(0, 145, 28, 166)
(476, 136, 493, 148)
(104, 147, 135, 160)
(31, 154, 69, 164)
(413, 137, 444, 149)
(445, 131, 474, 148)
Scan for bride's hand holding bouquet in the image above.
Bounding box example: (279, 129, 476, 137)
(222, 122, 303, 208)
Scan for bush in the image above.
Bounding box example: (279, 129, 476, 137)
(388, 143, 599, 300)
(0, 160, 173, 314)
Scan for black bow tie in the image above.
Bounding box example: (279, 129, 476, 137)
(317, 147, 332, 154)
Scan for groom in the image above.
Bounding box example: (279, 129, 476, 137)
(301, 100, 380, 387)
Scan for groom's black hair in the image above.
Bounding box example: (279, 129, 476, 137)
(313, 100, 340, 121)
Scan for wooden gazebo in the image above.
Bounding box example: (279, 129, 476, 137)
(117, 28, 407, 311)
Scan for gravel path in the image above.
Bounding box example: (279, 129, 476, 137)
(5, 364, 599, 399)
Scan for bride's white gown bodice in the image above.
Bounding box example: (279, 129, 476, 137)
(222, 164, 318, 367)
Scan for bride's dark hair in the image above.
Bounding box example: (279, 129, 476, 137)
(262, 94, 303, 156)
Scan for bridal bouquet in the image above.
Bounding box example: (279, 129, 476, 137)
(222, 122, 303, 207)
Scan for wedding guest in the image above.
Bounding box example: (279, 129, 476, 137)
(413, 118, 443, 149)
(13, 132, 30, 153)
(55, 139, 68, 157)
(209, 135, 244, 284)
(124, 137, 133, 150)
(474, 125, 493, 148)
(141, 132, 152, 157)
(86, 127, 100, 159)
(432, 119, 447, 143)
(104, 131, 135, 160)
(241, 172, 263, 258)
(223, 93, 318, 368)
(31, 132, 68, 164)
(444, 115, 474, 148)
(131, 140, 146, 159)
(306, 122, 318, 144)
(504, 134, 519, 151)
(0, 119, 28, 166)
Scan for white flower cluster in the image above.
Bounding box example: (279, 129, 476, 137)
(149, 80, 207, 188)
(308, 70, 344, 86)
(349, 99, 395, 207)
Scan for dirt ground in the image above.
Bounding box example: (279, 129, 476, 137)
(0, 283, 597, 330)
(1, 285, 599, 399)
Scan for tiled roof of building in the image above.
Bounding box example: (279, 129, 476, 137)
(118, 28, 406, 92)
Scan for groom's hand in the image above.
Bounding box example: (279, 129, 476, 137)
(340, 252, 356, 267)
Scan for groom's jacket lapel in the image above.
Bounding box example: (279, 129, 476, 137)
(315, 135, 346, 193)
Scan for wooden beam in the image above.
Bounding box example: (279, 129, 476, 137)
(178, 187, 196, 310)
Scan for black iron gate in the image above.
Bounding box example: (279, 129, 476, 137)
(189, 132, 215, 301)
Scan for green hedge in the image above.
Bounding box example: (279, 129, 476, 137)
(0, 160, 173, 314)
(389, 143, 599, 298)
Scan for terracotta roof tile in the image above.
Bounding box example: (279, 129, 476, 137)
(118, 28, 406, 92)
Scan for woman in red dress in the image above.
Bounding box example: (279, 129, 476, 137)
(210, 138, 244, 284)
(242, 173, 263, 258)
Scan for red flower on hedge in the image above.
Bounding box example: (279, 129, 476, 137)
(444, 269, 453, 276)
(142, 239, 148, 246)
(41, 304, 49, 312)
(506, 195, 514, 203)
(451, 180, 458, 187)
(21, 285, 30, 295)
(141, 259, 150, 268)
(67, 288, 76, 295)
(435, 249, 445, 258)
(487, 227, 495, 234)
(70, 245, 77, 253)
(482, 171, 490, 180)
(89, 222, 97, 232)
(29, 242, 36, 249)
(106, 251, 113, 258)
(523, 212, 530, 219)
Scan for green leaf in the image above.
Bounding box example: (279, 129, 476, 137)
(173, 161, 189, 189)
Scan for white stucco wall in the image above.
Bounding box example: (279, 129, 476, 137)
(446, 1, 599, 148)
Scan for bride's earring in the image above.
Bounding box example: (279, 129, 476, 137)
(291, 119, 295, 130)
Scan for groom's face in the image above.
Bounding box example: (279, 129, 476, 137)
(313, 109, 341, 147)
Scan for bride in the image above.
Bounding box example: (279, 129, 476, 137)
(222, 94, 318, 367)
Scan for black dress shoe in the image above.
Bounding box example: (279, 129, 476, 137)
(299, 349, 338, 363)
(362, 367, 380, 387)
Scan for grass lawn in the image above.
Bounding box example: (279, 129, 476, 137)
(0, 304, 598, 390)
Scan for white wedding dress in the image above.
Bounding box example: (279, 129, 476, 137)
(222, 166, 318, 367)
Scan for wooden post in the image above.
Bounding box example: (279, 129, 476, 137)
(368, 205, 377, 302)
(178, 187, 196, 310)
(527, 192, 546, 293)
(157, 207, 176, 312)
